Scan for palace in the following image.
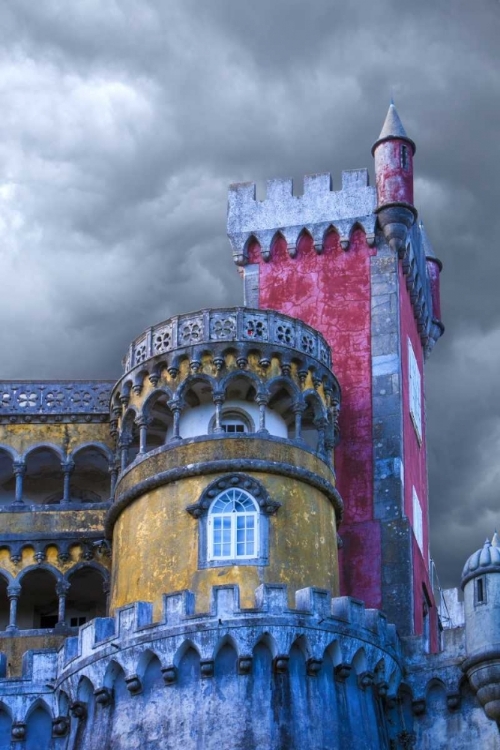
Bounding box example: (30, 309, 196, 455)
(0, 104, 498, 749)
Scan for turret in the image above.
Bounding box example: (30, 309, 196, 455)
(372, 102, 417, 255)
(461, 533, 500, 726)
(107, 308, 342, 615)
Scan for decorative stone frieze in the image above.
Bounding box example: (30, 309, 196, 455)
(0, 381, 113, 423)
(121, 308, 332, 375)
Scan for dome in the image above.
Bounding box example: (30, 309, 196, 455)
(461, 533, 500, 588)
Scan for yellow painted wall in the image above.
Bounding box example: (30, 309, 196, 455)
(0, 633, 66, 677)
(110, 440, 339, 618)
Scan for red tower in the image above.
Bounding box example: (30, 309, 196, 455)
(227, 104, 444, 643)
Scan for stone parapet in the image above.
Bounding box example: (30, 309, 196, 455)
(0, 381, 113, 423)
(121, 307, 332, 374)
(227, 170, 377, 262)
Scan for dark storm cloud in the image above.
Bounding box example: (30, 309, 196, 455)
(0, 1, 499, 586)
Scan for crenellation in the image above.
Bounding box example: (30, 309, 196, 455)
(21, 648, 58, 682)
(341, 168, 370, 190)
(210, 584, 241, 618)
(330, 596, 366, 627)
(227, 167, 377, 264)
(255, 583, 289, 613)
(116, 601, 153, 637)
(295, 586, 331, 617)
(162, 590, 195, 624)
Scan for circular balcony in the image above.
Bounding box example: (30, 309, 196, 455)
(121, 308, 332, 374)
(110, 308, 341, 476)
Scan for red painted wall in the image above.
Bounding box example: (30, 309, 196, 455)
(399, 263, 438, 650)
(374, 141, 414, 206)
(249, 229, 382, 609)
(426, 260, 442, 321)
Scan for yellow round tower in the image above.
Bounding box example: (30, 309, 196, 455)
(106, 308, 342, 616)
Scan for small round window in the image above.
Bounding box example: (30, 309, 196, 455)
(208, 488, 259, 561)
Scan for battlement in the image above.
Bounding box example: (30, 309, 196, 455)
(55, 584, 401, 679)
(227, 169, 377, 263)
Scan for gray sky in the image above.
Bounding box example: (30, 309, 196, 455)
(0, 0, 499, 587)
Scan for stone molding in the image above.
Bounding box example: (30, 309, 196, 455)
(107, 446, 343, 536)
(186, 473, 281, 518)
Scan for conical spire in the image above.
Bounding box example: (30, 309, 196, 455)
(372, 102, 416, 155)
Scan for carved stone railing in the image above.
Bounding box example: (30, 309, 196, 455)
(0, 381, 114, 423)
(123, 308, 332, 373)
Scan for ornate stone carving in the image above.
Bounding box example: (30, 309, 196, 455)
(162, 666, 177, 685)
(122, 309, 332, 375)
(238, 656, 253, 675)
(186, 474, 281, 519)
(210, 315, 236, 340)
(153, 326, 172, 354)
(306, 658, 323, 676)
(94, 687, 113, 706)
(69, 701, 87, 719)
(0, 381, 113, 423)
(11, 722, 26, 741)
(273, 656, 289, 674)
(52, 716, 70, 737)
(200, 660, 214, 678)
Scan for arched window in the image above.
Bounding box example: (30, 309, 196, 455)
(208, 488, 259, 561)
(209, 408, 254, 435)
(187, 474, 280, 568)
(220, 411, 251, 434)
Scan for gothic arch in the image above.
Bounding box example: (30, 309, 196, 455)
(173, 639, 201, 668)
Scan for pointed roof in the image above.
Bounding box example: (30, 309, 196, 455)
(371, 102, 416, 155)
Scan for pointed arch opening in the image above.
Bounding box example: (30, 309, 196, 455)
(143, 390, 173, 450)
(18, 568, 59, 630)
(267, 377, 300, 439)
(25, 700, 52, 750)
(0, 702, 12, 750)
(66, 566, 107, 628)
(301, 391, 327, 452)
(176, 375, 216, 439)
(296, 228, 314, 259)
(120, 409, 140, 466)
(177, 645, 201, 687)
(24, 447, 64, 505)
(71, 445, 111, 503)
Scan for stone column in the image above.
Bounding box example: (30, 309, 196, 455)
(6, 584, 21, 631)
(119, 439, 131, 472)
(292, 404, 304, 441)
(256, 391, 269, 435)
(314, 417, 328, 456)
(109, 461, 119, 498)
(12, 461, 25, 505)
(168, 401, 182, 442)
(56, 580, 71, 628)
(213, 393, 225, 434)
(137, 417, 149, 454)
(61, 460, 75, 504)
